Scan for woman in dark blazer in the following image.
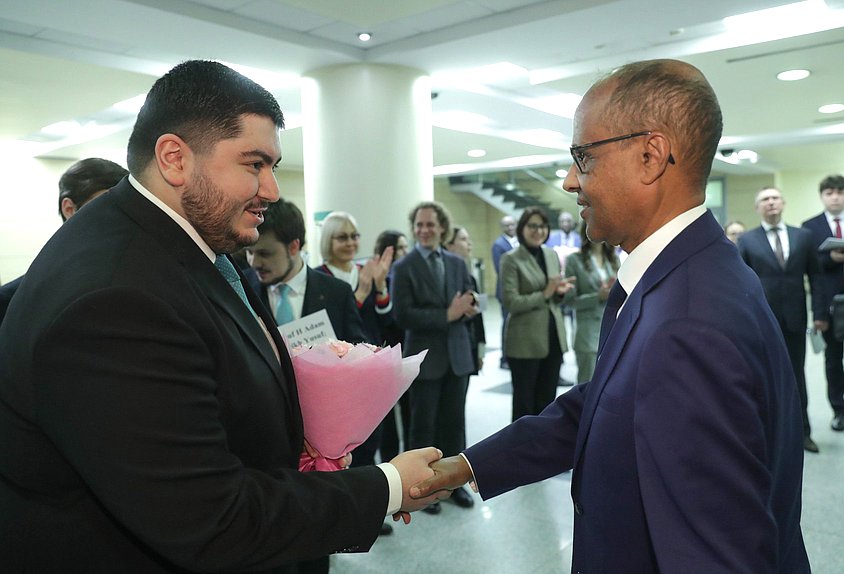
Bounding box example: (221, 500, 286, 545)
(501, 207, 575, 421)
(564, 224, 620, 383)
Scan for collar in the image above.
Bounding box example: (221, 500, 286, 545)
(617, 205, 706, 297)
(129, 174, 216, 263)
(277, 256, 308, 295)
(825, 211, 843, 224)
(415, 244, 442, 259)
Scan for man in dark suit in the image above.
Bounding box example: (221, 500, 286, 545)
(491, 214, 517, 368)
(412, 60, 809, 573)
(393, 201, 478, 513)
(0, 157, 127, 324)
(0, 60, 444, 573)
(739, 186, 821, 452)
(802, 174, 844, 432)
(247, 198, 366, 344)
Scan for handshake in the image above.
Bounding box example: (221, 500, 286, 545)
(388, 448, 474, 523)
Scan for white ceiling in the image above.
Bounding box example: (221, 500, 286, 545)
(1, 0, 844, 177)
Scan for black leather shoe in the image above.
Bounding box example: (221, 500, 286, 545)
(804, 436, 819, 453)
(379, 522, 393, 536)
(422, 502, 441, 514)
(451, 486, 475, 508)
(832, 413, 844, 432)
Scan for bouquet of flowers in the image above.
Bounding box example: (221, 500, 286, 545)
(289, 339, 427, 472)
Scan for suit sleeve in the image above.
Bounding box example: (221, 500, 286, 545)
(33, 287, 387, 571)
(492, 241, 505, 274)
(564, 254, 601, 311)
(803, 233, 824, 321)
(465, 383, 587, 499)
(634, 319, 778, 573)
(339, 281, 367, 343)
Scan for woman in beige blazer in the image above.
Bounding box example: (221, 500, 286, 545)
(501, 207, 575, 421)
(564, 224, 620, 383)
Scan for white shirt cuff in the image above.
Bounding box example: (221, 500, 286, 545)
(377, 462, 403, 516)
(459, 453, 479, 493)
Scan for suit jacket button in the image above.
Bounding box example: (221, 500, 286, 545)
(574, 502, 583, 515)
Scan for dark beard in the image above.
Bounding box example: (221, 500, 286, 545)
(182, 171, 251, 254)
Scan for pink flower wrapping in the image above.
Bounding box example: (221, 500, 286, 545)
(290, 341, 427, 472)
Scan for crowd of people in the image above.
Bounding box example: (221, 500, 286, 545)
(1, 57, 836, 573)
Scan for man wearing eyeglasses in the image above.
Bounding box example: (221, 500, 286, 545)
(412, 59, 809, 573)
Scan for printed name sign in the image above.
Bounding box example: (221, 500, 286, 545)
(279, 309, 337, 349)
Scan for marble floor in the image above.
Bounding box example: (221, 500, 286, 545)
(333, 302, 843, 573)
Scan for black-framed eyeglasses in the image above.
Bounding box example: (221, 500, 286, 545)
(569, 130, 675, 174)
(333, 232, 361, 242)
(525, 223, 549, 231)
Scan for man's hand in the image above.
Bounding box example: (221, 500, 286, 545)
(815, 320, 829, 333)
(409, 455, 474, 500)
(389, 448, 450, 523)
(447, 291, 478, 322)
(831, 248, 844, 263)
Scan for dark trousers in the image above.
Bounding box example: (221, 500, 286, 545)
(379, 391, 411, 461)
(781, 325, 810, 435)
(822, 317, 844, 415)
(508, 329, 563, 422)
(408, 369, 469, 456)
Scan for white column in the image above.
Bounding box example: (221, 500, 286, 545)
(301, 64, 432, 263)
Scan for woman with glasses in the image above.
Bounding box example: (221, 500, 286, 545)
(564, 223, 620, 384)
(500, 207, 575, 421)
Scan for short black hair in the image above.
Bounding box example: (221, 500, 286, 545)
(516, 207, 550, 244)
(257, 198, 305, 247)
(820, 175, 844, 193)
(127, 60, 284, 174)
(58, 158, 128, 221)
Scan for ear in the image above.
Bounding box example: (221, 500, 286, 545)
(154, 133, 193, 188)
(60, 197, 78, 220)
(640, 132, 673, 185)
(287, 238, 302, 257)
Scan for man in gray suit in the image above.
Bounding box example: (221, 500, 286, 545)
(392, 201, 478, 513)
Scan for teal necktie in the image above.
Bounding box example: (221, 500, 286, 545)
(275, 283, 295, 326)
(214, 255, 253, 312)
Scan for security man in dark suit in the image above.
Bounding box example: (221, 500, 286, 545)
(802, 174, 844, 432)
(739, 186, 822, 452)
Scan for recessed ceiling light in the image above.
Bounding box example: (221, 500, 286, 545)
(467, 149, 486, 158)
(357, 32, 372, 42)
(776, 69, 810, 81)
(555, 168, 568, 179)
(819, 103, 844, 114)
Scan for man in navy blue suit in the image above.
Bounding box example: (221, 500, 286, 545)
(739, 187, 821, 452)
(412, 59, 809, 573)
(802, 174, 844, 432)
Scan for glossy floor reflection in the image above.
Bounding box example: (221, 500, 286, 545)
(332, 302, 843, 573)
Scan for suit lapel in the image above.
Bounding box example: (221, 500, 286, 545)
(572, 211, 724, 467)
(413, 249, 446, 303)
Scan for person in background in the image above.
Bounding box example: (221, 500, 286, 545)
(501, 207, 575, 421)
(0, 60, 444, 573)
(564, 224, 620, 383)
(802, 174, 844, 432)
(0, 157, 128, 324)
(316, 211, 393, 346)
(412, 59, 809, 574)
(545, 211, 581, 249)
(724, 220, 746, 244)
(738, 186, 821, 453)
(392, 201, 478, 513)
(492, 215, 518, 369)
(376, 230, 413, 463)
(444, 226, 486, 375)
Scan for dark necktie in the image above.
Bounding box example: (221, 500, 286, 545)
(275, 283, 295, 325)
(597, 282, 627, 355)
(429, 250, 445, 288)
(835, 217, 842, 239)
(770, 226, 786, 269)
(214, 255, 253, 312)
